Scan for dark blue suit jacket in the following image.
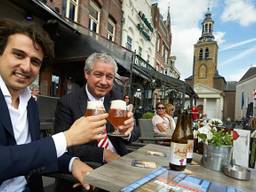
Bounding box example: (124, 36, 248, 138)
(0, 89, 71, 191)
(54, 87, 140, 164)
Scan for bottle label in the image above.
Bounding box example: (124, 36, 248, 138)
(169, 142, 187, 166)
(187, 139, 194, 158)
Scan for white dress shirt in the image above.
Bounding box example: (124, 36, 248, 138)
(0, 76, 73, 192)
(85, 85, 116, 153)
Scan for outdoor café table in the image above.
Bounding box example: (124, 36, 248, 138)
(84, 144, 256, 192)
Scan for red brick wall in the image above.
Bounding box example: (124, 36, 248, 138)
(46, 0, 122, 44)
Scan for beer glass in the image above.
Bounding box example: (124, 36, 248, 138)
(107, 100, 128, 136)
(85, 101, 105, 116)
(85, 101, 106, 135)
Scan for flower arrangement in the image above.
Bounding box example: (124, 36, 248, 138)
(194, 118, 234, 146)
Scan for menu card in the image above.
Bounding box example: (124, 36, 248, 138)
(121, 167, 244, 192)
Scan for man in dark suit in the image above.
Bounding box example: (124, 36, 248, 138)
(0, 19, 108, 191)
(55, 53, 139, 164)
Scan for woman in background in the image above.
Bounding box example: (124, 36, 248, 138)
(152, 102, 173, 137)
(165, 103, 176, 134)
(124, 95, 133, 112)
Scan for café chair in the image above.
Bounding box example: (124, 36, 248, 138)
(37, 95, 59, 137)
(138, 119, 170, 144)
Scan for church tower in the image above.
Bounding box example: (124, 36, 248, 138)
(193, 8, 218, 88)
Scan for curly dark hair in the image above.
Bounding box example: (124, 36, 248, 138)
(0, 19, 54, 67)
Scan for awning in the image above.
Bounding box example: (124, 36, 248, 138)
(10, 0, 132, 73)
(134, 55, 197, 97)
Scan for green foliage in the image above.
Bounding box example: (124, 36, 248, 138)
(211, 129, 233, 146)
(142, 112, 154, 119)
(194, 119, 233, 147)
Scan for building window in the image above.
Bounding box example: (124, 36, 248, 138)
(209, 23, 212, 33)
(199, 48, 203, 60)
(147, 54, 150, 63)
(157, 36, 160, 52)
(126, 35, 132, 50)
(89, 1, 100, 33)
(162, 45, 165, 57)
(205, 47, 209, 59)
(107, 18, 115, 41)
(62, 0, 79, 22)
(165, 49, 168, 63)
(205, 23, 208, 33)
(199, 64, 207, 79)
(138, 46, 142, 57)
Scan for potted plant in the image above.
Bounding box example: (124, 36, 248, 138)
(138, 112, 155, 140)
(193, 119, 238, 171)
(142, 111, 154, 119)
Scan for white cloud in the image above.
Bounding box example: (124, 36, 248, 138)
(171, 26, 201, 78)
(214, 31, 226, 45)
(221, 0, 256, 26)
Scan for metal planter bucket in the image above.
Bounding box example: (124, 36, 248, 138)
(202, 143, 232, 171)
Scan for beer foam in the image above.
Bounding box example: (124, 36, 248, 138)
(110, 100, 127, 110)
(87, 101, 104, 109)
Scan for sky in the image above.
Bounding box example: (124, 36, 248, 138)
(157, 0, 256, 81)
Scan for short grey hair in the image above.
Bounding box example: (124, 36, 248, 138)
(84, 52, 118, 74)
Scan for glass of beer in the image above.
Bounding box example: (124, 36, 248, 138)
(85, 101, 105, 116)
(85, 101, 106, 135)
(107, 100, 129, 136)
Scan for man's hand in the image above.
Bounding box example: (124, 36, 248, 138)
(71, 159, 93, 190)
(103, 149, 120, 162)
(64, 113, 108, 147)
(117, 111, 134, 136)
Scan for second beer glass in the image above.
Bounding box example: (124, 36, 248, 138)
(107, 100, 128, 136)
(85, 101, 105, 116)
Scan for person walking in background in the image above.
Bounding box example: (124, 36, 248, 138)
(65, 77, 80, 94)
(0, 19, 108, 191)
(124, 95, 133, 112)
(191, 105, 199, 121)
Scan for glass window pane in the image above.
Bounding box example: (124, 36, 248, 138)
(108, 22, 114, 33)
(69, 3, 75, 21)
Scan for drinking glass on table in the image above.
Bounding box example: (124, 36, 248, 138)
(107, 100, 129, 136)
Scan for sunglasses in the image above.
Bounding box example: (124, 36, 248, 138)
(157, 107, 165, 110)
(124, 97, 129, 99)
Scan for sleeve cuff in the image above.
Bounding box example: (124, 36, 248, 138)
(69, 157, 79, 172)
(122, 133, 131, 141)
(52, 132, 67, 158)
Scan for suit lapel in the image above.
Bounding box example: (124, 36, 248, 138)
(104, 93, 111, 112)
(27, 99, 37, 140)
(0, 88, 14, 137)
(78, 88, 88, 115)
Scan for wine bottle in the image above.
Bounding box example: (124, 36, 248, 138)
(169, 112, 187, 171)
(184, 111, 194, 163)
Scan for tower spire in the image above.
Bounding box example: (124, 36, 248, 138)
(166, 3, 171, 30)
(198, 8, 215, 42)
